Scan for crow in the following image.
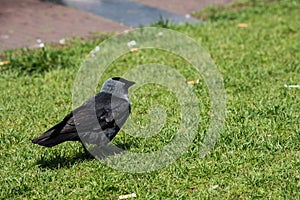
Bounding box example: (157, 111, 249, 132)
(32, 77, 135, 151)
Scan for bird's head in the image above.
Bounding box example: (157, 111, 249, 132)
(111, 77, 135, 88)
(101, 77, 135, 98)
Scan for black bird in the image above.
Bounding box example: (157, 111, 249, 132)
(32, 77, 135, 150)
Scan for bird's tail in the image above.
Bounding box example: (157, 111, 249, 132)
(32, 124, 78, 147)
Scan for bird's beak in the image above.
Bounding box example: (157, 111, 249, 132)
(127, 80, 135, 87)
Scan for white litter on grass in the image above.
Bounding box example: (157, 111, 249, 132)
(59, 38, 66, 45)
(94, 46, 100, 52)
(185, 14, 191, 19)
(36, 38, 44, 48)
(36, 39, 42, 44)
(212, 185, 219, 189)
(157, 31, 163, 37)
(123, 29, 130, 34)
(118, 193, 137, 199)
(89, 46, 100, 57)
(127, 40, 137, 47)
(284, 84, 300, 89)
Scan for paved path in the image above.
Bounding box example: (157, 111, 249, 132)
(56, 0, 198, 27)
(0, 0, 235, 51)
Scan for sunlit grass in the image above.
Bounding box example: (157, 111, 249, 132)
(0, 0, 299, 199)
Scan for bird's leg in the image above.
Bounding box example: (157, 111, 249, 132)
(81, 141, 93, 159)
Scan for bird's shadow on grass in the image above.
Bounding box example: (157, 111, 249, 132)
(36, 142, 133, 170)
(36, 151, 94, 170)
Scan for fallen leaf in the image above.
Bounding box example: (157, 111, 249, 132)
(0, 61, 10, 66)
(187, 79, 199, 85)
(238, 23, 248, 28)
(130, 48, 139, 53)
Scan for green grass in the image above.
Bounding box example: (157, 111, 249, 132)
(1, 0, 300, 199)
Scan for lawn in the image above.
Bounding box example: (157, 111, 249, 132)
(0, 0, 299, 199)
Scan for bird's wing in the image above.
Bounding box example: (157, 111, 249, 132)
(73, 93, 131, 145)
(59, 113, 76, 134)
(31, 112, 79, 147)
